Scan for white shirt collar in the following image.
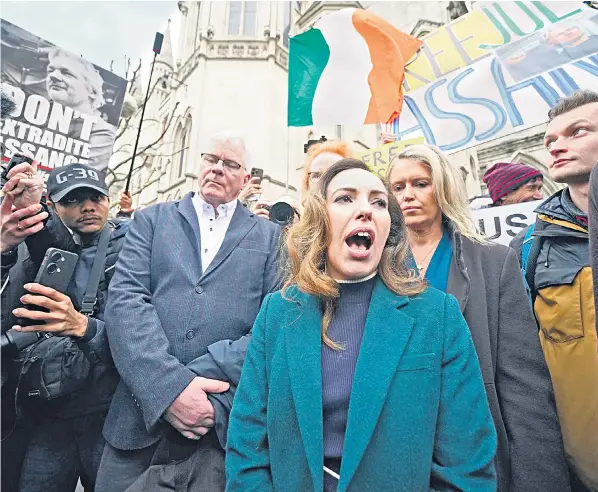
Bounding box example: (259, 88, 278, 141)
(193, 193, 237, 219)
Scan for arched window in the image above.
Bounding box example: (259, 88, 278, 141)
(172, 115, 192, 181)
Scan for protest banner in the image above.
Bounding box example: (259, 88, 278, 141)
(395, 2, 598, 153)
(473, 200, 541, 246)
(0, 19, 127, 179)
(358, 136, 425, 179)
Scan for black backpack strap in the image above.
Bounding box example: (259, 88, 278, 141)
(525, 235, 545, 306)
(80, 226, 111, 316)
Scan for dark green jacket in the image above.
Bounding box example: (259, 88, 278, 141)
(226, 279, 497, 492)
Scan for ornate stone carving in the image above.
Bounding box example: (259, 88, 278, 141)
(232, 44, 245, 57)
(177, 1, 188, 15)
(217, 44, 229, 56)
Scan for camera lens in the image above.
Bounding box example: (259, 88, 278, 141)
(51, 252, 63, 262)
(270, 202, 295, 227)
(47, 263, 58, 274)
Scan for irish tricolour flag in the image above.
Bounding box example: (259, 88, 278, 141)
(288, 8, 422, 127)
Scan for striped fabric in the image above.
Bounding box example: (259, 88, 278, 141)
(482, 162, 543, 203)
(288, 8, 422, 126)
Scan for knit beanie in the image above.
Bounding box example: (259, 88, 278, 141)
(482, 162, 543, 203)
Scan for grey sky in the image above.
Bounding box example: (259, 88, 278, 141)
(1, 1, 177, 78)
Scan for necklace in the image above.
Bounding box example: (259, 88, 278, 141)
(414, 239, 441, 271)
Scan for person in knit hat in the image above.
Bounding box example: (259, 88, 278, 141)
(483, 162, 544, 206)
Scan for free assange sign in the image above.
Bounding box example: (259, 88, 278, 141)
(396, 2, 598, 154)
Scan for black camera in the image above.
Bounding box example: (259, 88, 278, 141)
(304, 136, 327, 153)
(1, 330, 44, 356)
(269, 202, 297, 227)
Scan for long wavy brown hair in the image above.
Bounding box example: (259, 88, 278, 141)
(283, 159, 425, 349)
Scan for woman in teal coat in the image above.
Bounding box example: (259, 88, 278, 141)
(226, 159, 497, 492)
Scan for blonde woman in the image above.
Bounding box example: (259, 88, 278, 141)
(387, 144, 570, 492)
(226, 159, 497, 491)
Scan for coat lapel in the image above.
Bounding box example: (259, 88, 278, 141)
(201, 201, 256, 281)
(339, 280, 414, 490)
(176, 193, 203, 274)
(283, 289, 324, 492)
(446, 223, 469, 312)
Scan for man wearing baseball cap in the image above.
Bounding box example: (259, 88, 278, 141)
(483, 161, 544, 207)
(2, 162, 129, 492)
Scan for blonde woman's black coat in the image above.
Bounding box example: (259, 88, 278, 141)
(444, 221, 570, 492)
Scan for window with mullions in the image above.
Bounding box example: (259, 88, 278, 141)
(228, 1, 257, 36)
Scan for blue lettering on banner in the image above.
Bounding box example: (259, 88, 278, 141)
(572, 55, 598, 76)
(548, 68, 580, 96)
(396, 96, 437, 145)
(491, 58, 559, 127)
(424, 79, 476, 151)
(398, 55, 598, 154)
(447, 68, 507, 142)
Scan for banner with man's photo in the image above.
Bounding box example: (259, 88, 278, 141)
(0, 19, 127, 179)
(395, 1, 598, 154)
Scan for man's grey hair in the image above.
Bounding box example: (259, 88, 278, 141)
(47, 47, 105, 111)
(206, 131, 251, 168)
(548, 89, 598, 121)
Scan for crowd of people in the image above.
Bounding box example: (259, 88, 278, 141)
(0, 89, 597, 492)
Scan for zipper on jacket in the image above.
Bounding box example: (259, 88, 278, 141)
(544, 242, 552, 268)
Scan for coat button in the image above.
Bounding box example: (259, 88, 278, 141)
(186, 330, 195, 340)
(195, 284, 203, 294)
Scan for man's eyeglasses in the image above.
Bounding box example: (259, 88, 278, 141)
(201, 153, 243, 172)
(308, 171, 322, 184)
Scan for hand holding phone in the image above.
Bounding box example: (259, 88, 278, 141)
(17, 248, 79, 327)
(35, 248, 79, 292)
(240, 170, 264, 204)
(1, 154, 43, 209)
(1, 154, 34, 189)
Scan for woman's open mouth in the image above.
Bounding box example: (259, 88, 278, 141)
(345, 229, 374, 259)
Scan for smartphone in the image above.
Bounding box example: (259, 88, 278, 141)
(20, 248, 78, 327)
(1, 154, 34, 187)
(250, 168, 264, 184)
(35, 248, 79, 293)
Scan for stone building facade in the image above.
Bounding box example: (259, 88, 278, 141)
(108, 1, 559, 213)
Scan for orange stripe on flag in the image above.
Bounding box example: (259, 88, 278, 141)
(352, 10, 422, 125)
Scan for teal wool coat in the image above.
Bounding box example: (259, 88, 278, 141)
(226, 279, 497, 492)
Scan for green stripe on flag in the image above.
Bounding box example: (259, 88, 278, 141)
(288, 28, 330, 127)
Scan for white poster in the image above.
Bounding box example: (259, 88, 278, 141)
(473, 200, 541, 246)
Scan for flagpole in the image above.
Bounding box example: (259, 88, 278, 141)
(124, 32, 163, 194)
(285, 126, 290, 193)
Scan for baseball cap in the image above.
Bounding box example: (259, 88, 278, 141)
(47, 163, 109, 202)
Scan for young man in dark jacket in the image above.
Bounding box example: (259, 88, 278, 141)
(511, 90, 598, 491)
(1, 163, 129, 492)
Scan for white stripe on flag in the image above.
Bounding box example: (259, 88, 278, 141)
(312, 8, 373, 126)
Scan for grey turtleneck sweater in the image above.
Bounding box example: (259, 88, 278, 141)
(321, 275, 377, 459)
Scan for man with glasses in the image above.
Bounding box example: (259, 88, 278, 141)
(1, 162, 129, 492)
(96, 131, 281, 491)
